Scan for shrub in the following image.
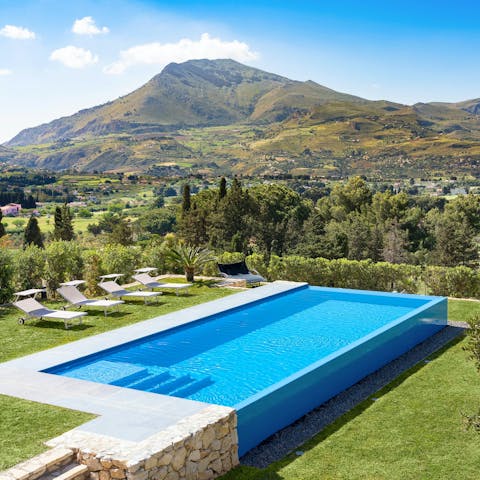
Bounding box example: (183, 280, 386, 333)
(13, 245, 45, 291)
(465, 313, 480, 372)
(371, 262, 420, 293)
(245, 253, 268, 279)
(44, 241, 84, 298)
(83, 251, 105, 296)
(0, 249, 14, 304)
(462, 314, 480, 432)
(329, 258, 376, 290)
(423, 266, 480, 298)
(101, 244, 139, 281)
(142, 241, 181, 275)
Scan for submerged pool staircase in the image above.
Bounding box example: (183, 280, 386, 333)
(99, 361, 215, 398)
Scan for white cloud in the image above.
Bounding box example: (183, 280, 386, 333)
(0, 68, 12, 76)
(0, 25, 36, 40)
(72, 16, 109, 36)
(50, 46, 99, 69)
(104, 33, 259, 75)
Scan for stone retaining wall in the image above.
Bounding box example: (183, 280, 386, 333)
(46, 406, 239, 480)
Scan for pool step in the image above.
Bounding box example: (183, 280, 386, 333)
(169, 376, 214, 398)
(109, 368, 150, 387)
(127, 371, 172, 390)
(151, 374, 196, 394)
(105, 366, 214, 398)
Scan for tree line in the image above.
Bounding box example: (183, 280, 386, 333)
(4, 176, 480, 271)
(177, 176, 480, 268)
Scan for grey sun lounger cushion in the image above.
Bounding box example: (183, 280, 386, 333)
(228, 273, 266, 284)
(57, 285, 124, 316)
(133, 273, 192, 293)
(98, 281, 161, 302)
(13, 298, 86, 329)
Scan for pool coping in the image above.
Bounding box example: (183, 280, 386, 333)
(0, 280, 306, 443)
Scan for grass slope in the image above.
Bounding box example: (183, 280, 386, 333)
(0, 395, 94, 471)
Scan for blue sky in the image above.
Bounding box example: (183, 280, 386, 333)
(1, 0, 479, 143)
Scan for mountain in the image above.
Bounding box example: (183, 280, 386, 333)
(4, 59, 480, 177)
(7, 59, 362, 147)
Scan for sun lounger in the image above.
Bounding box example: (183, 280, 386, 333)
(13, 297, 87, 329)
(134, 267, 158, 274)
(98, 280, 161, 304)
(14, 288, 46, 301)
(132, 273, 192, 296)
(217, 261, 266, 285)
(57, 285, 124, 317)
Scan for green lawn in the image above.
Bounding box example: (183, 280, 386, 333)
(0, 281, 233, 363)
(0, 282, 234, 469)
(1, 297, 479, 476)
(0, 395, 94, 471)
(222, 299, 480, 480)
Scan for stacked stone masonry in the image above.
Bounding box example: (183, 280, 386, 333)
(44, 406, 238, 480)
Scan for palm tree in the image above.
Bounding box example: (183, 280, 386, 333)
(166, 244, 214, 282)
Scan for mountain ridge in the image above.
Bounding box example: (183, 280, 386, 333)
(4, 59, 480, 177)
(5, 59, 366, 146)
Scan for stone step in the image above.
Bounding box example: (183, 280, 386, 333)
(0, 448, 75, 480)
(43, 463, 89, 480)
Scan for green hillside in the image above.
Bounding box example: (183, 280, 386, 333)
(7, 59, 361, 147)
(4, 59, 480, 177)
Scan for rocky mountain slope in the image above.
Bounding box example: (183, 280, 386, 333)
(4, 59, 480, 177)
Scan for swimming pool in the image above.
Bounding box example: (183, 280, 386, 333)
(45, 285, 447, 455)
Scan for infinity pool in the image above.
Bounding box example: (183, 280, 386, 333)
(45, 285, 447, 454)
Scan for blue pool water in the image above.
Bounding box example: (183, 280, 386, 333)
(46, 286, 429, 407)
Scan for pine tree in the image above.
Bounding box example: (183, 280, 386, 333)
(108, 218, 134, 245)
(24, 216, 44, 248)
(219, 177, 227, 199)
(182, 184, 191, 213)
(0, 210, 5, 238)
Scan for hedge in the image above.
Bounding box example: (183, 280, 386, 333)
(0, 245, 479, 302)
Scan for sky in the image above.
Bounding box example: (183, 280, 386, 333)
(1, 0, 480, 143)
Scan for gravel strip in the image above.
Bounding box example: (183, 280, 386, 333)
(241, 322, 468, 468)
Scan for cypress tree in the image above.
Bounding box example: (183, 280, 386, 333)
(54, 204, 74, 240)
(182, 184, 191, 213)
(61, 203, 74, 241)
(24, 216, 44, 249)
(0, 210, 5, 238)
(53, 206, 63, 240)
(219, 177, 227, 199)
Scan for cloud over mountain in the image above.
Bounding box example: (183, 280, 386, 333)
(104, 33, 258, 74)
(50, 46, 99, 69)
(72, 16, 109, 36)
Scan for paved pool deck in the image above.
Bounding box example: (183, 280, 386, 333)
(0, 281, 305, 443)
